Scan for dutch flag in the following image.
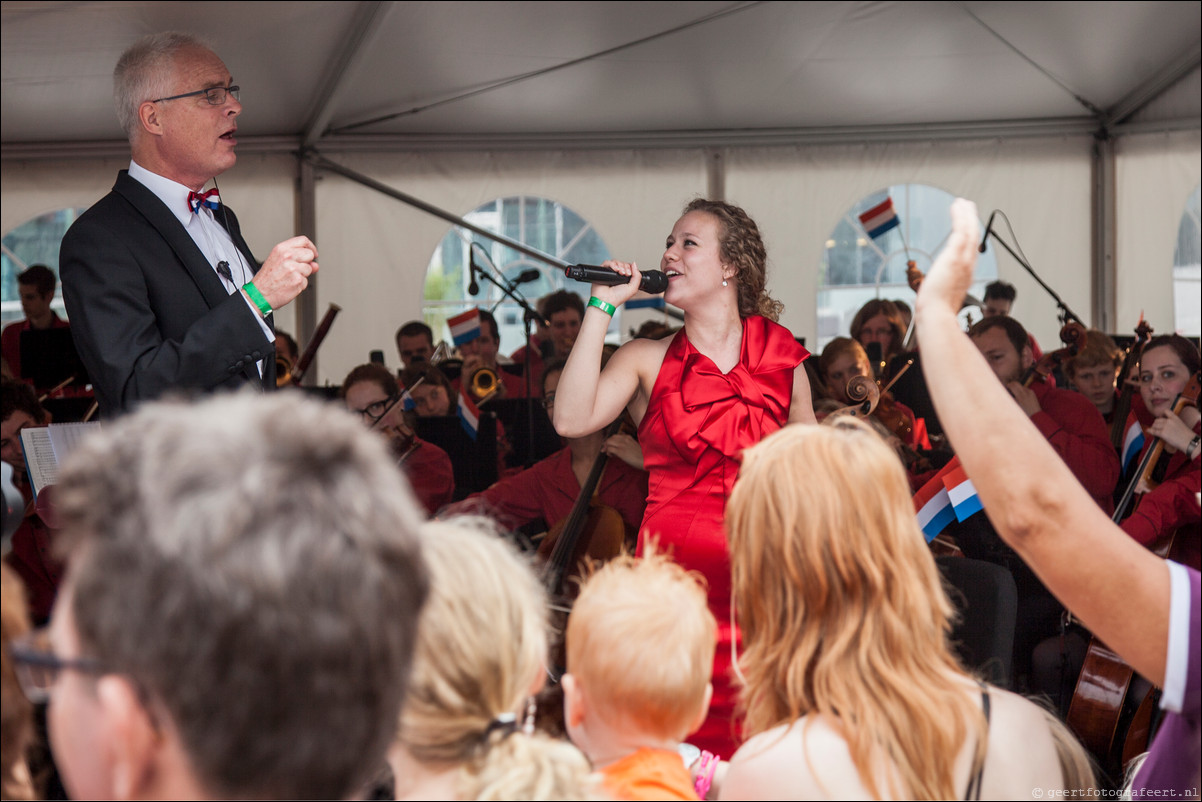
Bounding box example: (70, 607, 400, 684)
(914, 463, 957, 542)
(448, 308, 482, 347)
(858, 197, 901, 240)
(1121, 418, 1146, 473)
(457, 386, 481, 441)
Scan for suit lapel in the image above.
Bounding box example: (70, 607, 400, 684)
(114, 171, 272, 389)
(114, 171, 233, 312)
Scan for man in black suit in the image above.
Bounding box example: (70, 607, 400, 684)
(61, 32, 318, 418)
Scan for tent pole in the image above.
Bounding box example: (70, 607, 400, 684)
(294, 156, 319, 384)
(1090, 132, 1117, 333)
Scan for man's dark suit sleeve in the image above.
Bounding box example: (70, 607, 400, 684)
(61, 184, 272, 417)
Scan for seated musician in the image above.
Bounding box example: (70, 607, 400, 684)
(1118, 334, 1201, 570)
(849, 298, 908, 366)
(1, 379, 62, 625)
(443, 359, 648, 537)
(818, 336, 924, 450)
(1064, 330, 1124, 424)
(453, 309, 528, 399)
(341, 364, 453, 516)
(969, 316, 1118, 510)
(399, 364, 454, 417)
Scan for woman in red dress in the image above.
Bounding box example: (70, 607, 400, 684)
(554, 199, 816, 757)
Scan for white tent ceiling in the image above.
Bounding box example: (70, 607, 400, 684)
(2, 0, 1199, 153)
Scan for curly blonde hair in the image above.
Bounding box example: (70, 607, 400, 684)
(727, 419, 988, 800)
(683, 199, 782, 321)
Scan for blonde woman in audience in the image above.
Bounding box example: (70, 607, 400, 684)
(721, 420, 1087, 800)
(389, 519, 596, 801)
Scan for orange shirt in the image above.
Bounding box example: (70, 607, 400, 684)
(600, 748, 699, 801)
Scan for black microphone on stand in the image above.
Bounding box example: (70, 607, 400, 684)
(978, 210, 998, 253)
(513, 269, 541, 285)
(564, 264, 668, 294)
(468, 250, 480, 296)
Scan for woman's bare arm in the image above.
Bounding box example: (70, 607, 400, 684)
(553, 261, 654, 437)
(915, 199, 1170, 685)
(788, 363, 817, 425)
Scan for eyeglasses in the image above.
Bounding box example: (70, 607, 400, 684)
(353, 396, 397, 424)
(8, 629, 108, 704)
(152, 85, 240, 106)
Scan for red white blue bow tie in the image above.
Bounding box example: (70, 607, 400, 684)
(187, 188, 220, 214)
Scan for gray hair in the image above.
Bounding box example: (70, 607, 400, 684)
(55, 392, 428, 799)
(113, 31, 209, 140)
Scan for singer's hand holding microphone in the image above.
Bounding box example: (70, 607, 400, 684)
(564, 261, 668, 311)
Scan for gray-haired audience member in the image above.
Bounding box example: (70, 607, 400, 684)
(32, 393, 428, 800)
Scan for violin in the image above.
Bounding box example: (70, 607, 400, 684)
(1022, 321, 1087, 387)
(1112, 372, 1201, 522)
(1109, 317, 1153, 451)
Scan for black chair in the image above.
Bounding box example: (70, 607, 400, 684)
(936, 555, 1018, 689)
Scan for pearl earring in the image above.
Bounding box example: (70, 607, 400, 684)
(722, 279, 728, 287)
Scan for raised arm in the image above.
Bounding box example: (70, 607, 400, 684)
(915, 199, 1170, 686)
(553, 261, 648, 437)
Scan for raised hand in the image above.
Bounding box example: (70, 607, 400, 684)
(249, 236, 319, 311)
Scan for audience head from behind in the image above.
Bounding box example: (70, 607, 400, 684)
(391, 518, 594, 801)
(396, 320, 435, 369)
(724, 418, 1077, 800)
(563, 550, 715, 794)
(40, 392, 428, 801)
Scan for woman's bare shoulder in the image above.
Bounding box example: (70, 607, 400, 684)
(720, 718, 871, 800)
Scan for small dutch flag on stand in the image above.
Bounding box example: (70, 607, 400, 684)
(457, 387, 481, 441)
(1121, 417, 1146, 473)
(448, 308, 482, 347)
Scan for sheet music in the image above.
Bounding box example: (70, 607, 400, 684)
(19, 421, 101, 500)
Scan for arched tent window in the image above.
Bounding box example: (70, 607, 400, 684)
(817, 185, 997, 352)
(1173, 185, 1200, 336)
(423, 196, 612, 350)
(1, 208, 85, 328)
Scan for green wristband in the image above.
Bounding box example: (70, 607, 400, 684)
(588, 296, 616, 317)
(243, 282, 272, 316)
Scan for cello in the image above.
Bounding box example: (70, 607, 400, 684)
(537, 417, 634, 601)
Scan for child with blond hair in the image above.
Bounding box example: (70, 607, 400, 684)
(563, 552, 718, 801)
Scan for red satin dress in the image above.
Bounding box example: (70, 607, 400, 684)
(637, 315, 809, 758)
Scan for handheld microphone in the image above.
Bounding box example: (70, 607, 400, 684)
(978, 211, 998, 253)
(564, 264, 668, 295)
(467, 251, 480, 296)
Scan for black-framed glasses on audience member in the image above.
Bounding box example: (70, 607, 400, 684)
(152, 85, 240, 106)
(8, 629, 108, 705)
